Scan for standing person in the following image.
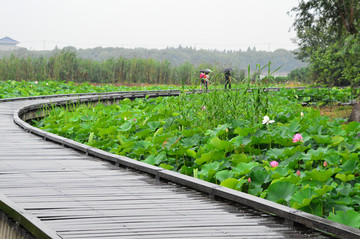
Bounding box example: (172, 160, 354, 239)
(204, 73, 209, 91)
(199, 71, 205, 90)
(200, 69, 211, 91)
(224, 68, 232, 89)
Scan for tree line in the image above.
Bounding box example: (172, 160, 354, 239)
(0, 50, 252, 85)
(0, 45, 306, 75)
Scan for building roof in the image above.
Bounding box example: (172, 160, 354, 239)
(0, 36, 19, 44)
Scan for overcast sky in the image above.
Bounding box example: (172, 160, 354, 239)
(1, 0, 299, 51)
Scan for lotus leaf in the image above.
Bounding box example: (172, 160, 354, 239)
(328, 210, 360, 229)
(215, 170, 235, 182)
(266, 181, 298, 204)
(220, 178, 239, 189)
(291, 186, 317, 209)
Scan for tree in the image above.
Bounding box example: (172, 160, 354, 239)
(291, 0, 359, 61)
(291, 0, 360, 122)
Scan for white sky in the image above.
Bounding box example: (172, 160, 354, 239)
(1, 0, 299, 51)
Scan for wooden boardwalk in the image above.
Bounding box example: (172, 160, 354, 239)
(0, 95, 335, 238)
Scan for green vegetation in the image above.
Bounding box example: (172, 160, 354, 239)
(0, 45, 305, 74)
(0, 50, 249, 85)
(33, 86, 360, 228)
(291, 0, 360, 90)
(0, 80, 177, 99)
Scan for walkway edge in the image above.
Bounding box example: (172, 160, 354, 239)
(12, 94, 360, 239)
(0, 194, 62, 239)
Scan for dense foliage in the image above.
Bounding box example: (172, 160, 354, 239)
(33, 88, 360, 228)
(0, 45, 306, 74)
(0, 80, 177, 99)
(1, 79, 355, 106)
(0, 50, 250, 85)
(291, 0, 360, 88)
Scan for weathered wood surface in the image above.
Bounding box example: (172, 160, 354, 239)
(0, 96, 334, 238)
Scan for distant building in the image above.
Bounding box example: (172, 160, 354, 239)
(0, 36, 19, 50)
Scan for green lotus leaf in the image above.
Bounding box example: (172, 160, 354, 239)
(336, 183, 353, 196)
(249, 167, 271, 187)
(334, 196, 352, 206)
(180, 165, 193, 176)
(234, 127, 253, 136)
(288, 120, 301, 133)
(266, 181, 298, 204)
(315, 185, 334, 197)
(344, 121, 360, 134)
(305, 168, 341, 182)
(146, 121, 161, 131)
(215, 170, 234, 182)
(251, 132, 271, 144)
(209, 137, 234, 152)
(220, 178, 239, 189)
(328, 210, 360, 229)
(118, 121, 133, 132)
(271, 167, 290, 179)
(249, 186, 263, 196)
(195, 149, 225, 165)
(231, 153, 251, 164)
(142, 155, 157, 165)
(307, 147, 329, 161)
(69, 115, 81, 122)
(199, 161, 220, 175)
(160, 164, 174, 170)
(291, 186, 317, 209)
(336, 173, 355, 182)
(134, 129, 152, 139)
(186, 149, 196, 158)
(331, 135, 344, 146)
(313, 135, 332, 144)
(267, 148, 286, 159)
(205, 124, 230, 137)
(133, 140, 152, 154)
(233, 161, 257, 176)
(326, 152, 342, 164)
(153, 127, 164, 138)
(302, 96, 311, 102)
(340, 158, 357, 173)
(181, 134, 201, 148)
(196, 151, 213, 165)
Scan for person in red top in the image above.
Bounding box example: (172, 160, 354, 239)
(200, 69, 211, 91)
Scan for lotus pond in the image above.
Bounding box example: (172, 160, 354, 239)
(0, 80, 178, 99)
(0, 80, 357, 107)
(32, 86, 360, 229)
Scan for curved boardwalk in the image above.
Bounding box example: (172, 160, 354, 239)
(0, 96, 334, 238)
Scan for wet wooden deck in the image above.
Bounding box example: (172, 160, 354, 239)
(0, 95, 335, 238)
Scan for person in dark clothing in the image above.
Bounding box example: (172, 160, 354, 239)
(224, 71, 231, 89)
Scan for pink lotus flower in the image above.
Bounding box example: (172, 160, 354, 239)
(292, 133, 303, 143)
(270, 161, 278, 168)
(248, 177, 251, 183)
(296, 170, 301, 176)
(133, 118, 136, 122)
(323, 161, 328, 167)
